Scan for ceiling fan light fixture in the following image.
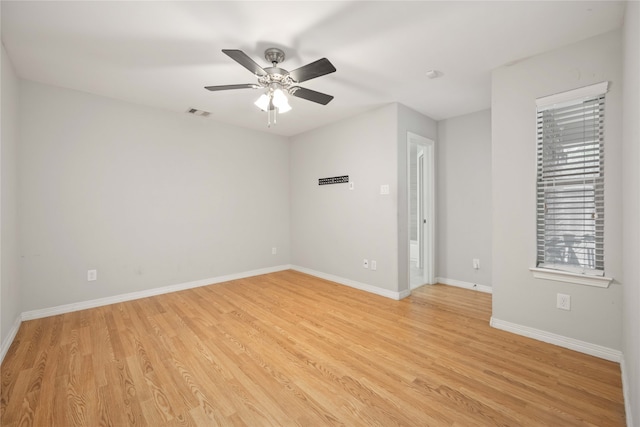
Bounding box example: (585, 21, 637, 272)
(254, 93, 270, 111)
(272, 89, 291, 113)
(254, 89, 291, 114)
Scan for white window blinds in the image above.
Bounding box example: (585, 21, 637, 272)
(535, 82, 607, 276)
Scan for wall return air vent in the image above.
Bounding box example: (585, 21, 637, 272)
(186, 108, 211, 117)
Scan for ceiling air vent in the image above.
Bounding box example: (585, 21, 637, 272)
(186, 108, 211, 117)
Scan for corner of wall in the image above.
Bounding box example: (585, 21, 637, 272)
(1, 44, 23, 350)
(621, 1, 640, 425)
(0, 315, 21, 364)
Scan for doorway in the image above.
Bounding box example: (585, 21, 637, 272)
(408, 132, 434, 289)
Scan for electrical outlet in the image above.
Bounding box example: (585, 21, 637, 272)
(380, 185, 390, 195)
(473, 259, 480, 269)
(349, 182, 355, 190)
(363, 259, 369, 269)
(272, 247, 277, 255)
(371, 260, 377, 271)
(87, 269, 97, 281)
(557, 293, 571, 310)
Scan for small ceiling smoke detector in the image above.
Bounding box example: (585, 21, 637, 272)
(186, 108, 211, 117)
(425, 70, 443, 79)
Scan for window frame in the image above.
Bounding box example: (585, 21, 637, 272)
(532, 82, 612, 288)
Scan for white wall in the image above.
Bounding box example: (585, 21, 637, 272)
(290, 104, 399, 292)
(1, 45, 21, 348)
(491, 29, 623, 350)
(290, 103, 436, 295)
(437, 109, 492, 288)
(621, 1, 639, 425)
(18, 81, 290, 312)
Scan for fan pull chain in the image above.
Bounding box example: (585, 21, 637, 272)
(266, 106, 278, 128)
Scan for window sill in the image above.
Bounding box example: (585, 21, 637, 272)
(529, 267, 613, 288)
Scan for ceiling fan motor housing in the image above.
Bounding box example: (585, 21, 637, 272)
(259, 66, 294, 94)
(264, 48, 285, 65)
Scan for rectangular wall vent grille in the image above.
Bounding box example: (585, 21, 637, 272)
(186, 108, 211, 117)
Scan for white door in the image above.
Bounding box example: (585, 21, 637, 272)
(408, 132, 435, 289)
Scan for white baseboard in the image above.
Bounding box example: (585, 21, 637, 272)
(21, 265, 292, 321)
(621, 355, 634, 427)
(4, 264, 403, 362)
(290, 265, 409, 300)
(398, 289, 412, 299)
(490, 317, 622, 363)
(436, 277, 493, 294)
(1, 314, 22, 364)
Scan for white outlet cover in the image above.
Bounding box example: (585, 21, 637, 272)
(557, 293, 571, 310)
(349, 182, 355, 190)
(380, 185, 390, 195)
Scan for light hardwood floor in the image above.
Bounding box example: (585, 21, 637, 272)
(1, 270, 625, 426)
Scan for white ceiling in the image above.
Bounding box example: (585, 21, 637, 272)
(1, 1, 626, 136)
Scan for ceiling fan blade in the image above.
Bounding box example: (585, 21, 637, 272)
(205, 83, 260, 91)
(289, 86, 334, 105)
(289, 58, 336, 83)
(222, 49, 267, 76)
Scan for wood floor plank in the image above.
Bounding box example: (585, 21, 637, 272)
(1, 270, 626, 426)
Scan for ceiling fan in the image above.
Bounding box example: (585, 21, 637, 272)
(205, 48, 336, 126)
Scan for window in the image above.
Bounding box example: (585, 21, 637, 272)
(535, 82, 607, 277)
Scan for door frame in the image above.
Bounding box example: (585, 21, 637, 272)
(417, 150, 424, 269)
(407, 132, 435, 288)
